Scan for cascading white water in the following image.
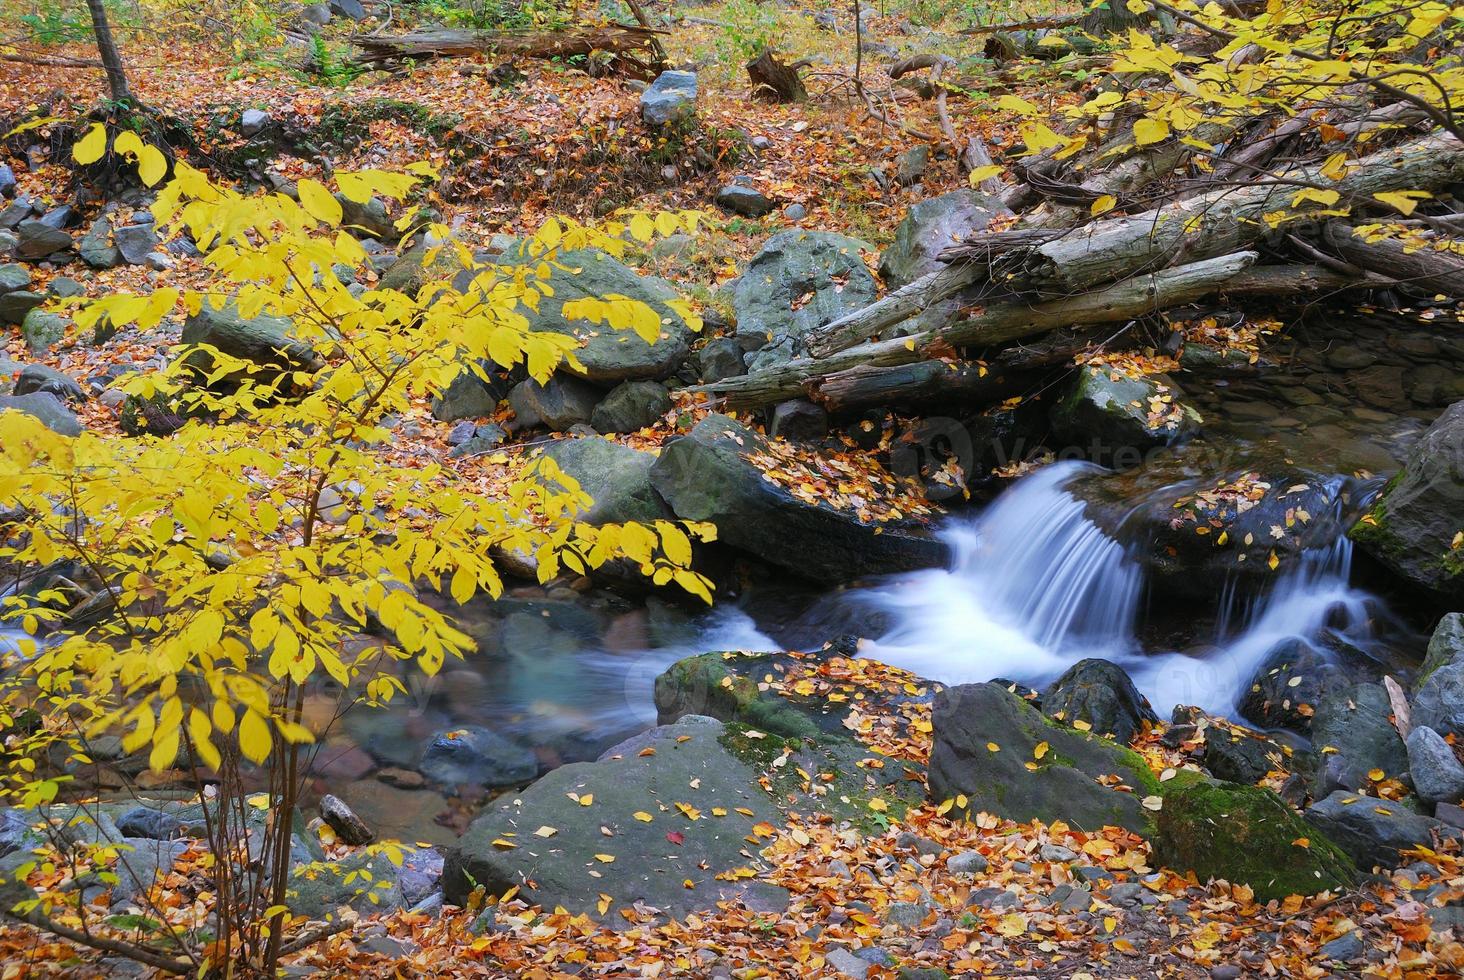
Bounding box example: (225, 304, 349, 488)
(856, 460, 1389, 719)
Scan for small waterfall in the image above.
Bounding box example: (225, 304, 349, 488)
(857, 461, 1145, 688)
(854, 460, 1395, 719)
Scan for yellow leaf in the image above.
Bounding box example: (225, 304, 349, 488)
(996, 912, 1027, 937)
(491, 838, 517, 849)
(1034, 741, 1049, 760)
(113, 130, 144, 159)
(996, 95, 1038, 116)
(1367, 768, 1384, 781)
(633, 811, 653, 822)
(1134, 118, 1170, 146)
(868, 798, 888, 812)
(239, 709, 272, 764)
(1090, 195, 1117, 217)
(298, 178, 344, 225)
(986, 742, 1000, 752)
(1141, 795, 1163, 811)
(535, 826, 558, 838)
(1072, 719, 1092, 732)
(1373, 190, 1430, 215)
(73, 124, 108, 165)
(967, 164, 1003, 185)
(594, 853, 615, 863)
(137, 145, 168, 187)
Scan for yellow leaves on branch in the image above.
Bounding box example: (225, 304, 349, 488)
(72, 124, 168, 187)
(0, 160, 717, 787)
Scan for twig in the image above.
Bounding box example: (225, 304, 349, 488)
(2, 909, 190, 974)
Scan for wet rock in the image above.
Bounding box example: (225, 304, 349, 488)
(0, 263, 29, 295)
(895, 145, 930, 186)
(447, 422, 507, 458)
(1305, 790, 1458, 869)
(0, 392, 81, 435)
(418, 725, 537, 789)
(878, 191, 1006, 344)
(1419, 613, 1464, 687)
(928, 682, 1160, 835)
(1405, 726, 1464, 804)
(640, 70, 698, 127)
(1349, 399, 1464, 602)
(650, 414, 946, 583)
(1238, 637, 1354, 734)
(1319, 931, 1364, 961)
(336, 780, 455, 847)
(826, 947, 872, 978)
(1200, 726, 1286, 785)
(14, 364, 85, 403)
(1040, 658, 1157, 744)
(733, 230, 877, 369)
(769, 398, 828, 441)
(286, 851, 405, 918)
(885, 901, 928, 928)
(715, 185, 776, 217)
(538, 436, 672, 525)
(444, 716, 789, 919)
(1413, 615, 1464, 740)
(591, 379, 670, 433)
(1156, 781, 1355, 901)
(15, 219, 71, 260)
(1307, 683, 1408, 793)
(319, 794, 374, 845)
(1050, 366, 1200, 467)
(0, 165, 13, 198)
(507, 376, 600, 431)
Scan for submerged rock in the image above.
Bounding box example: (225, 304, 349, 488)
(650, 414, 946, 583)
(1349, 399, 1464, 603)
(417, 725, 538, 789)
(1155, 781, 1355, 901)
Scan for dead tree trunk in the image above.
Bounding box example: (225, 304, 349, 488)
(746, 49, 807, 102)
(86, 0, 132, 104)
(1322, 222, 1464, 297)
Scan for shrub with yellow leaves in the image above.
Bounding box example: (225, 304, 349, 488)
(0, 146, 713, 974)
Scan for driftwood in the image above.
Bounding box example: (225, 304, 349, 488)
(693, 252, 1260, 408)
(1322, 222, 1464, 297)
(351, 24, 665, 73)
(747, 49, 807, 102)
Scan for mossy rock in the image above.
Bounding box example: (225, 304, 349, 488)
(1155, 781, 1355, 902)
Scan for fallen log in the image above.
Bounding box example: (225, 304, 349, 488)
(813, 327, 1102, 413)
(691, 252, 1259, 408)
(941, 132, 1464, 296)
(1322, 222, 1464, 297)
(351, 24, 665, 70)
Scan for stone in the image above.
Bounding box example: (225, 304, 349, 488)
(1201, 727, 1285, 785)
(639, 70, 698, 127)
(0, 263, 32, 294)
(895, 145, 930, 186)
(448, 423, 507, 458)
(15, 219, 71, 260)
(1414, 617, 1464, 740)
(783, 203, 807, 221)
(928, 682, 1163, 835)
(337, 194, 398, 240)
(285, 851, 406, 918)
(1305, 790, 1457, 870)
(507, 376, 601, 431)
(0, 392, 81, 435)
(1040, 843, 1078, 863)
(1419, 613, 1464, 687)
(329, 0, 366, 20)
(335, 781, 455, 848)
(715, 185, 776, 217)
(1238, 637, 1354, 734)
(444, 716, 789, 919)
(885, 901, 928, 928)
(733, 230, 877, 369)
(878, 190, 1006, 335)
(947, 850, 988, 874)
(1156, 781, 1355, 901)
(769, 398, 828, 441)
(1406, 726, 1464, 804)
(0, 198, 36, 230)
(78, 217, 121, 269)
(1349, 399, 1464, 602)
(0, 230, 15, 258)
(418, 725, 538, 789)
(650, 414, 947, 583)
(1050, 366, 1200, 467)
(496, 248, 694, 382)
(319, 794, 374, 845)
(47, 276, 84, 299)
(298, 3, 332, 26)
(0, 165, 13, 198)
(114, 807, 182, 841)
(1040, 658, 1158, 744)
(240, 108, 271, 136)
(590, 379, 670, 433)
(825, 948, 872, 979)
(109, 838, 188, 906)
(696, 337, 747, 383)
(431, 365, 509, 421)
(14, 364, 85, 403)
(180, 302, 323, 377)
(1319, 931, 1365, 961)
(113, 222, 158, 266)
(1308, 683, 1408, 793)
(0, 290, 45, 326)
(539, 436, 672, 525)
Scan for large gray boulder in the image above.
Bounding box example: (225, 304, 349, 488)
(927, 682, 1160, 835)
(539, 436, 672, 525)
(591, 380, 670, 434)
(1420, 613, 1464, 687)
(732, 230, 877, 370)
(499, 248, 694, 383)
(649, 414, 946, 583)
(879, 191, 1006, 331)
(507, 375, 600, 431)
(1406, 726, 1464, 804)
(1305, 790, 1458, 870)
(443, 715, 789, 919)
(0, 392, 81, 435)
(1050, 366, 1200, 468)
(1307, 683, 1408, 795)
(180, 302, 323, 377)
(639, 70, 698, 127)
(78, 216, 121, 269)
(1237, 636, 1357, 734)
(1414, 614, 1464, 740)
(15, 220, 71, 260)
(1349, 399, 1464, 603)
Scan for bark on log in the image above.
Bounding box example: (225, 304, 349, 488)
(813, 327, 1101, 413)
(352, 25, 665, 67)
(691, 252, 1259, 408)
(1322, 222, 1464, 297)
(941, 133, 1464, 296)
(747, 49, 807, 102)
